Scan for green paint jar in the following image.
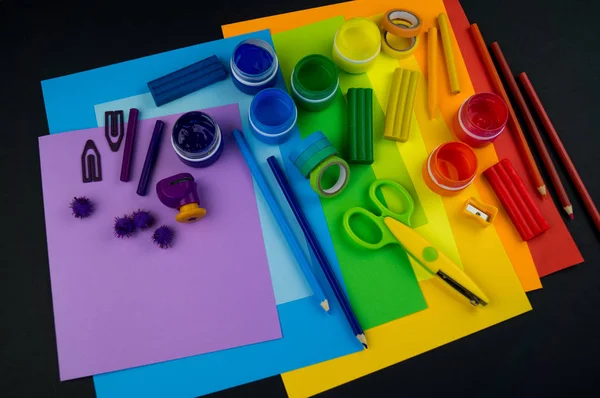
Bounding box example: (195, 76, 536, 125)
(291, 54, 339, 112)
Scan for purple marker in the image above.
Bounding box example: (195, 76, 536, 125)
(120, 108, 139, 182)
(136, 120, 165, 196)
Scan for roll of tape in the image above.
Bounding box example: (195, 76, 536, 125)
(381, 9, 422, 38)
(292, 138, 331, 170)
(289, 131, 327, 164)
(309, 156, 350, 198)
(299, 145, 338, 178)
(381, 28, 419, 59)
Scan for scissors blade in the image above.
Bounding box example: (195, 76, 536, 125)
(436, 270, 488, 307)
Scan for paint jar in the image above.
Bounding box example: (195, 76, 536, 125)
(230, 39, 279, 95)
(249, 88, 297, 144)
(332, 18, 381, 74)
(171, 111, 224, 168)
(453, 92, 508, 148)
(291, 55, 339, 112)
(423, 142, 478, 196)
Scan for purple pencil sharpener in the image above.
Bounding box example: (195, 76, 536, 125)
(156, 173, 206, 223)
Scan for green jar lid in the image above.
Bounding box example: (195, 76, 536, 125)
(291, 54, 339, 102)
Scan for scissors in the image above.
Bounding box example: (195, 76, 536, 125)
(343, 179, 489, 307)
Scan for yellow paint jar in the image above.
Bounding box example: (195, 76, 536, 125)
(332, 18, 381, 74)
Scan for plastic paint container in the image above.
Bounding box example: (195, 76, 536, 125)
(249, 88, 297, 144)
(171, 111, 224, 168)
(423, 142, 478, 196)
(230, 39, 279, 95)
(291, 55, 339, 111)
(453, 92, 508, 148)
(332, 18, 381, 74)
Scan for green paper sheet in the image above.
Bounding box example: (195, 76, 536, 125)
(273, 17, 427, 329)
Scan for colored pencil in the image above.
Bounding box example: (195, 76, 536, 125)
(427, 27, 438, 119)
(469, 23, 547, 197)
(120, 108, 139, 182)
(520, 72, 599, 227)
(490, 42, 573, 218)
(267, 156, 367, 349)
(437, 13, 460, 94)
(136, 120, 164, 196)
(233, 130, 329, 313)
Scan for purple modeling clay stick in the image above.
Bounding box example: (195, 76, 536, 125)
(136, 120, 165, 196)
(120, 108, 139, 182)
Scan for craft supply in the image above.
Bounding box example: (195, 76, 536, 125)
(114, 215, 135, 238)
(469, 24, 546, 197)
(309, 155, 350, 198)
(490, 43, 573, 218)
(463, 197, 498, 227)
(136, 120, 165, 196)
(381, 23, 419, 59)
(152, 225, 174, 249)
(381, 9, 422, 38)
(156, 173, 207, 223)
(70, 197, 94, 219)
(484, 159, 550, 241)
(120, 108, 139, 182)
(291, 54, 339, 112)
(427, 27, 438, 120)
(453, 92, 508, 148)
(171, 111, 224, 168)
(344, 179, 489, 306)
(437, 13, 460, 94)
(384, 68, 419, 142)
(289, 131, 337, 177)
(104, 110, 124, 152)
(233, 129, 329, 312)
(249, 88, 297, 144)
(132, 210, 155, 230)
(423, 141, 477, 196)
(230, 39, 279, 95)
(147, 55, 227, 106)
(347, 88, 373, 164)
(520, 72, 600, 230)
(81, 139, 102, 183)
(332, 18, 381, 74)
(267, 156, 367, 349)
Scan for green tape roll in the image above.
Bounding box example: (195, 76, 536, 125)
(309, 155, 350, 198)
(299, 145, 338, 177)
(293, 138, 331, 170)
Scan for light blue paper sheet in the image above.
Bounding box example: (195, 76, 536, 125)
(40, 30, 362, 397)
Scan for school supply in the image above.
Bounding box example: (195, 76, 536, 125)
(104, 110, 124, 151)
(463, 197, 498, 227)
(171, 111, 224, 168)
(136, 120, 164, 196)
(384, 68, 419, 142)
(427, 27, 438, 120)
(438, 13, 460, 94)
(120, 108, 139, 182)
(81, 139, 102, 183)
(347, 88, 374, 164)
(423, 142, 477, 196)
(156, 173, 207, 223)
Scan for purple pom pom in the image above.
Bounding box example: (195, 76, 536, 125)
(114, 215, 135, 238)
(70, 197, 94, 219)
(152, 225, 174, 249)
(132, 209, 155, 230)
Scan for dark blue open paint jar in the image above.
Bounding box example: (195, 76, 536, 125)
(230, 39, 279, 95)
(171, 111, 224, 168)
(249, 88, 297, 145)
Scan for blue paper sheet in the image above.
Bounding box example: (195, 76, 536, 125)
(40, 30, 362, 397)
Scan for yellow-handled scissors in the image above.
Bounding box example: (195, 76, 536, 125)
(343, 179, 489, 307)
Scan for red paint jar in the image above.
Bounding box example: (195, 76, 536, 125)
(423, 142, 478, 196)
(453, 92, 508, 148)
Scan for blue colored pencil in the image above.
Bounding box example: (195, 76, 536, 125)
(233, 130, 329, 313)
(136, 120, 164, 196)
(267, 156, 367, 349)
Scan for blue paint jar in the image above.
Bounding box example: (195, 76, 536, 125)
(249, 88, 297, 145)
(171, 111, 224, 168)
(230, 39, 279, 95)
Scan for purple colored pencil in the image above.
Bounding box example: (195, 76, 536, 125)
(120, 108, 140, 182)
(136, 120, 165, 196)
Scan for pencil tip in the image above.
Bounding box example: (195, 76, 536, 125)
(357, 334, 368, 349)
(320, 300, 330, 313)
(564, 205, 574, 219)
(537, 186, 547, 197)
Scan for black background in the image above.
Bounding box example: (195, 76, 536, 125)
(1, 0, 599, 397)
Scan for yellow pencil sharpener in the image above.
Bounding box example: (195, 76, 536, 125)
(463, 197, 498, 227)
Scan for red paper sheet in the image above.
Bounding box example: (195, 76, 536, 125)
(443, 0, 583, 275)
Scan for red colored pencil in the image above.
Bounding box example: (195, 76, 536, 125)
(520, 72, 600, 229)
(469, 24, 546, 197)
(490, 42, 573, 219)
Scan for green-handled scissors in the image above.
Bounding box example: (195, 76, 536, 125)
(343, 179, 489, 307)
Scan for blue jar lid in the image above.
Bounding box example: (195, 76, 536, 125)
(172, 111, 220, 160)
(249, 88, 297, 140)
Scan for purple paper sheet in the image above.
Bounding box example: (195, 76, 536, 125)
(38, 104, 281, 380)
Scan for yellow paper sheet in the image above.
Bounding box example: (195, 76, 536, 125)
(223, 0, 533, 396)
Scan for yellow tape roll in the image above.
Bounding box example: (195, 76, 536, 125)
(381, 21, 419, 59)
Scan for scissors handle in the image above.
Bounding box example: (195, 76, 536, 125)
(369, 180, 414, 227)
(343, 207, 398, 250)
